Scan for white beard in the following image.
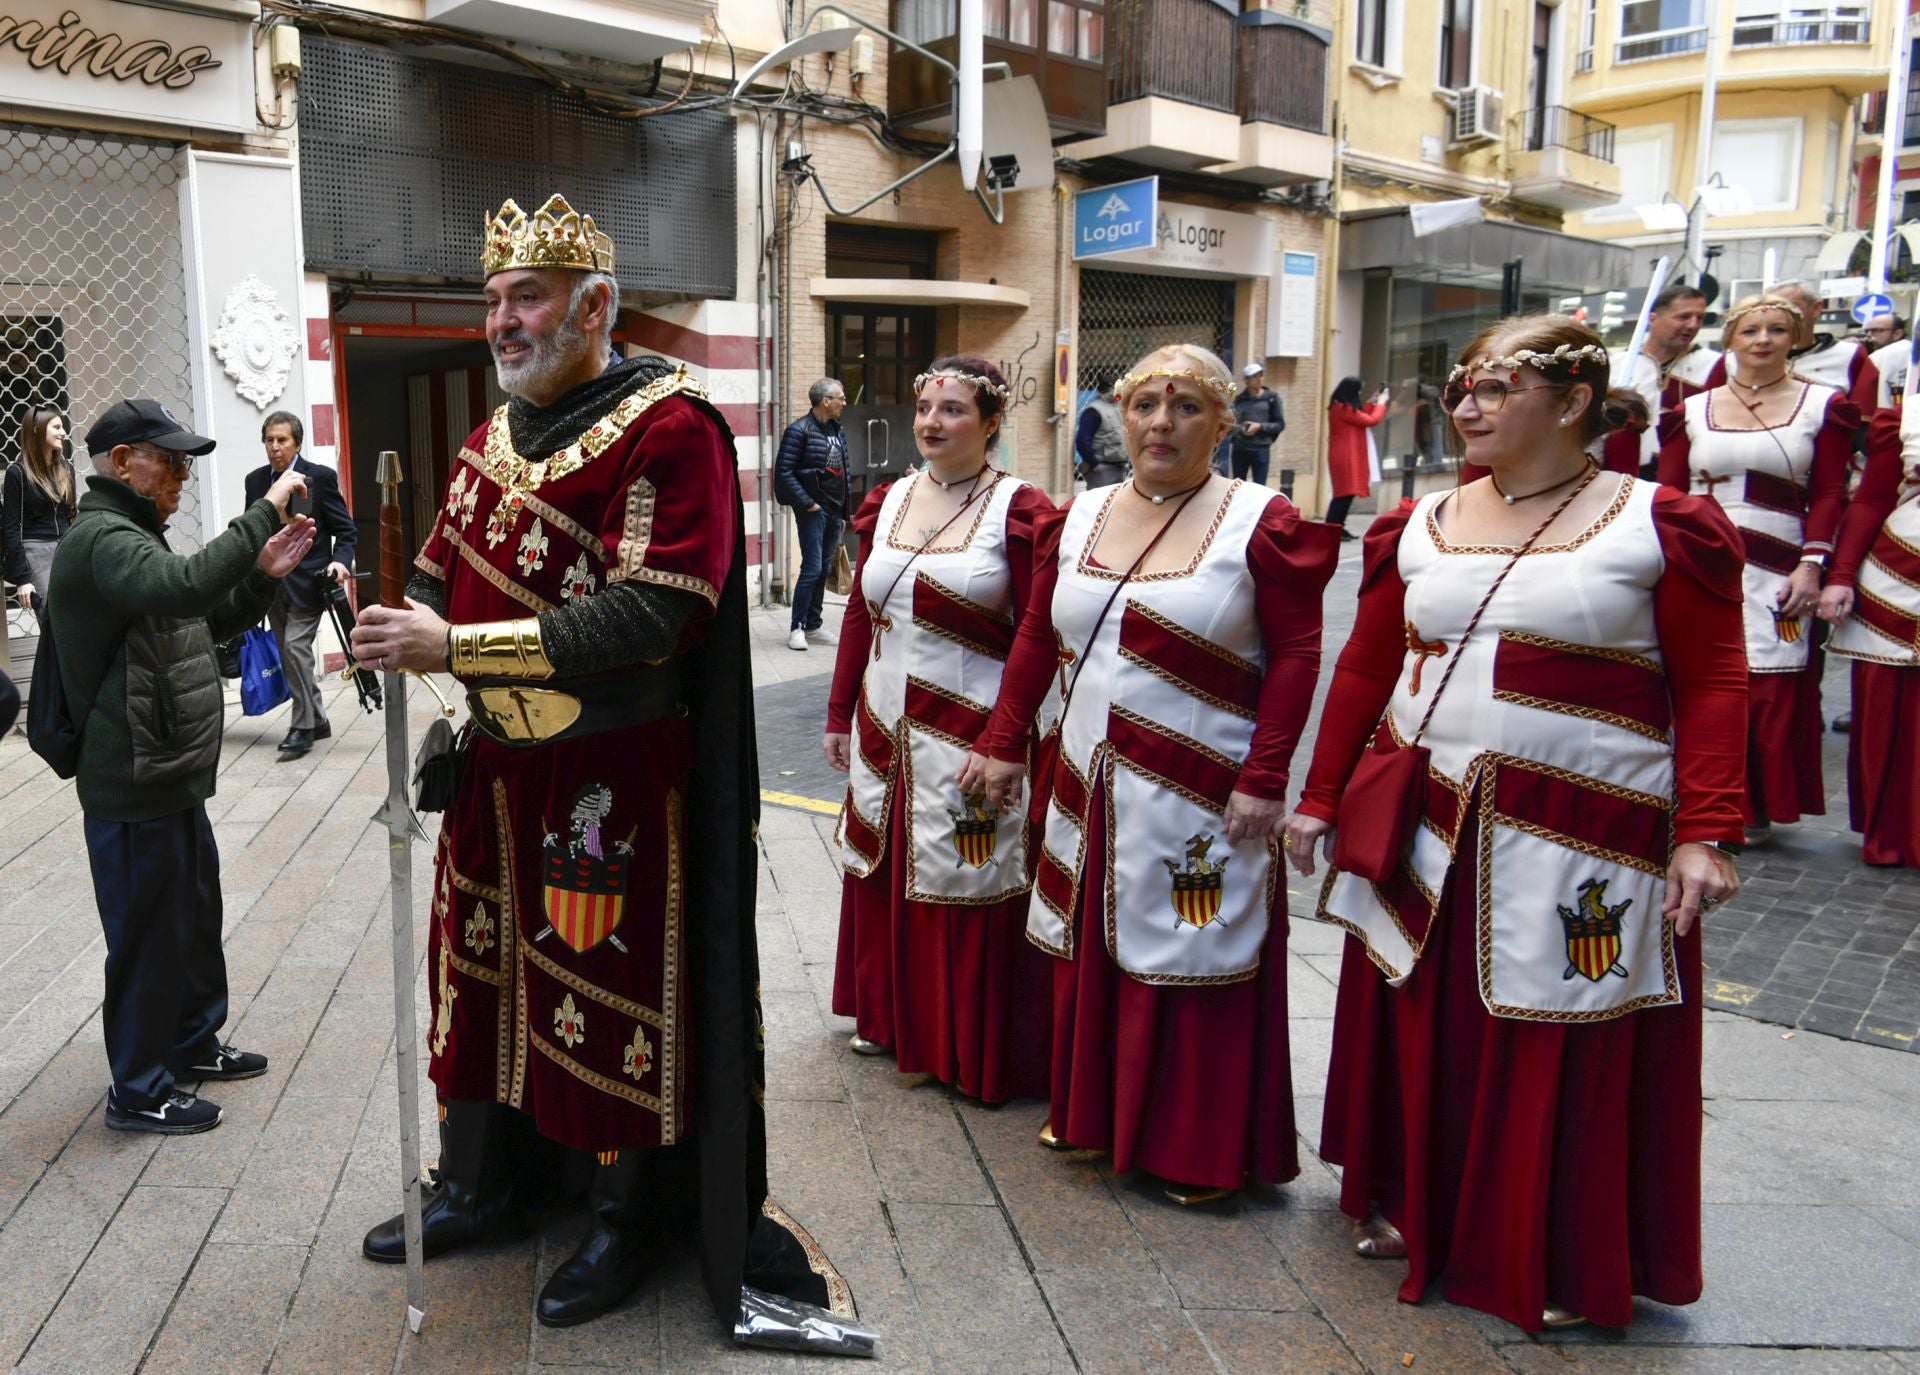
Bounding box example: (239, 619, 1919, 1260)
(492, 315, 592, 399)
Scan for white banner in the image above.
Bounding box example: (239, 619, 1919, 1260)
(1267, 250, 1318, 359)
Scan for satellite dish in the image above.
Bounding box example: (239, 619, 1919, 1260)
(979, 75, 1053, 193)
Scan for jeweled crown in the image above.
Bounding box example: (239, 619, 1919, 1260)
(482, 194, 615, 276)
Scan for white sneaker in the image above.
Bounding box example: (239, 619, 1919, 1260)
(787, 629, 808, 651)
(807, 626, 838, 646)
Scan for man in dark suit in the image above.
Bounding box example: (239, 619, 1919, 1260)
(244, 411, 356, 757)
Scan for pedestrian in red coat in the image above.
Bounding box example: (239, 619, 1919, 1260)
(1326, 376, 1388, 541)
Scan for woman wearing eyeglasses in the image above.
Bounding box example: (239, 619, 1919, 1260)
(1657, 294, 1857, 847)
(1820, 402, 1920, 866)
(964, 344, 1340, 1204)
(1280, 316, 1745, 1332)
(822, 355, 1057, 1103)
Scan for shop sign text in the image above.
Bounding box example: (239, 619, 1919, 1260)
(0, 8, 222, 88)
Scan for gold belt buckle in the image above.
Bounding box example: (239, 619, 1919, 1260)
(468, 686, 583, 744)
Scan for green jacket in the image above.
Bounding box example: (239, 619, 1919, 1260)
(49, 476, 282, 822)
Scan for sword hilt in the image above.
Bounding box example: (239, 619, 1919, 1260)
(377, 449, 405, 611)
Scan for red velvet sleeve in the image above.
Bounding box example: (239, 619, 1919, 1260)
(1004, 482, 1056, 626)
(1236, 501, 1342, 800)
(601, 396, 734, 610)
(1802, 393, 1860, 554)
(1651, 488, 1748, 844)
(1295, 507, 1415, 821)
(1655, 410, 1693, 490)
(980, 503, 1072, 761)
(1829, 408, 1906, 588)
(1850, 352, 1882, 418)
(825, 484, 892, 734)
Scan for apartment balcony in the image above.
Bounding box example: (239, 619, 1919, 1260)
(423, 0, 711, 66)
(1508, 106, 1621, 212)
(1731, 11, 1870, 47)
(1060, 0, 1332, 185)
(890, 0, 1107, 138)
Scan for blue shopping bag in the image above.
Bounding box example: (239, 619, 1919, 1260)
(238, 626, 290, 716)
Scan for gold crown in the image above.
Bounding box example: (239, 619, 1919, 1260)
(482, 194, 615, 276)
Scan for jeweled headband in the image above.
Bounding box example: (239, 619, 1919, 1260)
(1114, 367, 1237, 407)
(913, 369, 1011, 404)
(1721, 296, 1805, 336)
(1448, 342, 1609, 385)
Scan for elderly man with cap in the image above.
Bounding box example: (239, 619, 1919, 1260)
(49, 399, 314, 1134)
(1229, 360, 1286, 485)
(351, 194, 856, 1334)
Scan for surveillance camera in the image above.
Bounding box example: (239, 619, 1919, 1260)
(984, 154, 1020, 191)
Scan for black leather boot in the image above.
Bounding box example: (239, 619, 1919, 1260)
(536, 1149, 665, 1327)
(363, 1100, 531, 1263)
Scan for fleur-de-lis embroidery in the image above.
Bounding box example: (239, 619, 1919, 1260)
(622, 1026, 654, 1080)
(516, 517, 550, 576)
(560, 552, 596, 602)
(485, 492, 523, 548)
(444, 468, 469, 519)
(464, 901, 495, 956)
(457, 479, 480, 529)
(553, 992, 586, 1049)
(431, 946, 455, 1056)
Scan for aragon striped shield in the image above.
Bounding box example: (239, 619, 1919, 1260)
(1557, 877, 1630, 983)
(1169, 870, 1224, 929)
(543, 846, 629, 953)
(953, 816, 997, 868)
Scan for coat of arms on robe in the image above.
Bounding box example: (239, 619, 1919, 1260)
(948, 793, 999, 868)
(1163, 833, 1228, 930)
(1558, 877, 1631, 982)
(541, 783, 636, 954)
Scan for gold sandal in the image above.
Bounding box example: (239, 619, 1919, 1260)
(1037, 1119, 1072, 1151)
(1164, 1181, 1236, 1206)
(1541, 1305, 1588, 1330)
(1353, 1216, 1407, 1259)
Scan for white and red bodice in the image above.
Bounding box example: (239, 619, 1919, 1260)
(1831, 401, 1920, 668)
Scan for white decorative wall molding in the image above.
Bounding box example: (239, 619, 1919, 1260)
(210, 275, 300, 411)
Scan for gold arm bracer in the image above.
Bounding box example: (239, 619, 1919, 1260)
(448, 618, 556, 681)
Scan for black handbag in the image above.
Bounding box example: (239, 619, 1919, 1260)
(412, 716, 468, 813)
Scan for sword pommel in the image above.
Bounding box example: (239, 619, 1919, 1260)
(376, 449, 402, 494)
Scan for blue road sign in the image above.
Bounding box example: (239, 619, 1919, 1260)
(1853, 292, 1895, 325)
(1073, 178, 1157, 260)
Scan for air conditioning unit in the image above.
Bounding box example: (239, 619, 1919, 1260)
(1449, 86, 1503, 149)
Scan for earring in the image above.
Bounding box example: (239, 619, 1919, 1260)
(1559, 417, 1571, 426)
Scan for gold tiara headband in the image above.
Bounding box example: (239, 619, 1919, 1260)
(1448, 342, 1608, 385)
(1115, 367, 1237, 405)
(913, 369, 1011, 404)
(1722, 298, 1804, 334)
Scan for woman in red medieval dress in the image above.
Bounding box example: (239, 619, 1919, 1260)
(1821, 397, 1920, 866)
(824, 355, 1056, 1101)
(963, 343, 1340, 1203)
(1282, 315, 1746, 1332)
(1657, 294, 1857, 846)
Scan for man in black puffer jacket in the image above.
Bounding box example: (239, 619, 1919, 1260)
(51, 399, 314, 1136)
(773, 378, 848, 652)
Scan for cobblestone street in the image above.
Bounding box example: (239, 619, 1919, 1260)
(1, 540, 1918, 1372)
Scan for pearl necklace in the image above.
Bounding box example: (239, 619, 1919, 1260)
(930, 463, 989, 491)
(1489, 461, 1593, 505)
(1130, 475, 1211, 506)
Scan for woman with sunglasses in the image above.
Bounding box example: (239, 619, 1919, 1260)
(963, 344, 1340, 1204)
(822, 355, 1057, 1102)
(1819, 400, 1920, 865)
(1657, 294, 1858, 847)
(1280, 316, 1745, 1332)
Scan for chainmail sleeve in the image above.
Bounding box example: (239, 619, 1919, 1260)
(537, 583, 704, 677)
(405, 570, 446, 616)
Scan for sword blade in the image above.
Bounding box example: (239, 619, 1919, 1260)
(383, 668, 427, 1330)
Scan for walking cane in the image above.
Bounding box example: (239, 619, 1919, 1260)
(375, 449, 427, 1334)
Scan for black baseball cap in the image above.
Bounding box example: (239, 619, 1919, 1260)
(85, 399, 215, 458)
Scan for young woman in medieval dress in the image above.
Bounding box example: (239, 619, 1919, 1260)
(1657, 294, 1858, 846)
(1281, 315, 1746, 1333)
(1820, 398, 1920, 865)
(823, 355, 1057, 1102)
(963, 343, 1340, 1204)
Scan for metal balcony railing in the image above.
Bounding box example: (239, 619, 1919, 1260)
(1235, 14, 1329, 133)
(1731, 13, 1869, 46)
(1519, 105, 1616, 161)
(1107, 0, 1235, 113)
(1615, 23, 1708, 62)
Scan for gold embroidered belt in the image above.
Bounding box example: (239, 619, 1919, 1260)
(466, 666, 683, 746)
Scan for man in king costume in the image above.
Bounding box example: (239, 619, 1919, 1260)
(352, 195, 854, 1333)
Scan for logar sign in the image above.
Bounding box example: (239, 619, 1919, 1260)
(1103, 201, 1276, 280)
(2, 0, 253, 131)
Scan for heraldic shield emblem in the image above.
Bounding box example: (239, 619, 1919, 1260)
(542, 783, 636, 954)
(1557, 877, 1631, 982)
(948, 794, 999, 869)
(1161, 833, 1229, 930)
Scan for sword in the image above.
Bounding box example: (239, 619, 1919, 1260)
(375, 449, 427, 1335)
(1619, 255, 1673, 393)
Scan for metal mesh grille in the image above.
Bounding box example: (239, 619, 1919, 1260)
(0, 123, 200, 640)
(1076, 269, 1234, 389)
(298, 36, 737, 299)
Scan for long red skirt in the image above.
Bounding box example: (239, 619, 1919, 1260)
(1318, 815, 1703, 1333)
(1849, 661, 1920, 867)
(1747, 666, 1825, 824)
(1048, 785, 1298, 1191)
(831, 790, 1052, 1103)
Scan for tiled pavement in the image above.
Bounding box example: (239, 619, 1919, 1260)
(0, 559, 1917, 1372)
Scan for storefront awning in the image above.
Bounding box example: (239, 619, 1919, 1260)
(1339, 209, 1632, 290)
(1814, 230, 1868, 274)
